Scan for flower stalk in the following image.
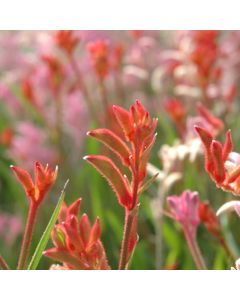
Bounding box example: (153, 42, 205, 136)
(17, 203, 38, 270)
(119, 209, 135, 270)
(184, 227, 207, 270)
(85, 100, 157, 269)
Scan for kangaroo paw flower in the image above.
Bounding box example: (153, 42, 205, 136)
(44, 199, 110, 270)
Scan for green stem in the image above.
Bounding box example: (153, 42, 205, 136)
(17, 203, 39, 270)
(118, 209, 134, 270)
(184, 227, 207, 270)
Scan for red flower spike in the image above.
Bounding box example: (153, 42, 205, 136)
(196, 126, 240, 195)
(11, 162, 58, 205)
(45, 199, 109, 270)
(84, 155, 132, 209)
(85, 100, 156, 269)
(86, 100, 156, 211)
(55, 30, 79, 55)
(87, 40, 109, 81)
(87, 129, 131, 166)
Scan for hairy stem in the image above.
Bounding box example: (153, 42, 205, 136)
(184, 227, 207, 270)
(118, 209, 134, 270)
(17, 203, 39, 270)
(0, 255, 10, 270)
(119, 145, 140, 270)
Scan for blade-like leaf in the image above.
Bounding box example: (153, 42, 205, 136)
(27, 180, 69, 270)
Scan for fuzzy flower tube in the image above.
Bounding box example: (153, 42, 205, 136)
(44, 199, 109, 270)
(84, 99, 157, 269)
(11, 162, 58, 269)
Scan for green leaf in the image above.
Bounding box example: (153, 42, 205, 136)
(27, 180, 69, 270)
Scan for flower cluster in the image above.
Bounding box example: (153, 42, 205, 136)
(195, 126, 240, 195)
(85, 99, 157, 211)
(44, 199, 109, 270)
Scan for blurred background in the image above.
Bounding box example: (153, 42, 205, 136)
(0, 30, 240, 269)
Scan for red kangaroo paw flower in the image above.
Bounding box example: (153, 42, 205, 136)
(87, 40, 109, 81)
(11, 161, 58, 205)
(45, 199, 109, 270)
(85, 100, 156, 269)
(84, 155, 132, 209)
(55, 30, 79, 55)
(196, 125, 240, 196)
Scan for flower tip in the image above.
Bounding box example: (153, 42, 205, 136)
(135, 99, 140, 104)
(83, 155, 90, 161)
(86, 131, 92, 136)
(216, 201, 240, 217)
